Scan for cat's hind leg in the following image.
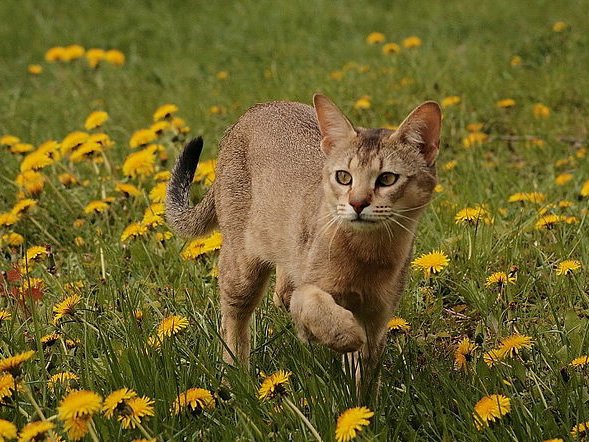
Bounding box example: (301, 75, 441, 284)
(218, 248, 271, 367)
(289, 284, 366, 353)
(272, 267, 295, 311)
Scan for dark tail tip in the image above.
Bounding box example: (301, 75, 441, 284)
(173, 137, 203, 183)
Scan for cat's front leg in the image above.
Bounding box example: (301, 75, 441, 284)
(272, 267, 294, 311)
(289, 284, 366, 353)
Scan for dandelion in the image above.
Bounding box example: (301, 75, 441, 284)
(508, 192, 546, 204)
(1, 232, 24, 247)
(454, 337, 477, 371)
(157, 315, 189, 339)
(153, 104, 178, 121)
(20, 150, 54, 173)
(0, 310, 12, 323)
(194, 159, 217, 184)
(69, 142, 103, 162)
(122, 146, 157, 178)
(387, 317, 411, 333)
(462, 132, 488, 148)
(83, 200, 110, 215)
(86, 48, 105, 68)
(10, 143, 34, 154)
(49, 372, 80, 390)
(119, 396, 155, 429)
(103, 388, 136, 416)
(53, 294, 82, 324)
(63, 416, 91, 441)
(532, 103, 550, 119)
(17, 421, 55, 442)
(216, 70, 229, 80)
(149, 182, 167, 203)
(0, 212, 19, 227)
(115, 182, 141, 197)
(104, 49, 125, 66)
(441, 96, 461, 108)
(382, 42, 401, 54)
(402, 36, 422, 48)
(121, 223, 148, 242)
(366, 32, 385, 44)
(84, 111, 109, 130)
(181, 231, 223, 260)
(0, 373, 17, 401)
(580, 180, 589, 198)
(63, 44, 85, 60)
(258, 370, 291, 401)
(11, 199, 37, 216)
(155, 231, 173, 242)
(483, 348, 505, 367)
(485, 272, 517, 288)
(335, 406, 374, 442)
(171, 116, 190, 133)
(41, 333, 61, 348)
(556, 259, 582, 276)
(129, 129, 157, 148)
(0, 350, 35, 376)
(535, 214, 566, 230)
(455, 206, 493, 225)
(498, 334, 534, 358)
(571, 422, 589, 438)
(61, 131, 89, 156)
(552, 21, 568, 32)
(473, 394, 510, 430)
(58, 390, 102, 441)
(172, 388, 215, 414)
(554, 173, 572, 186)
(412, 251, 449, 278)
(154, 170, 171, 182)
(496, 98, 516, 108)
(353, 96, 371, 110)
(16, 171, 45, 195)
(0, 418, 17, 440)
(570, 355, 589, 368)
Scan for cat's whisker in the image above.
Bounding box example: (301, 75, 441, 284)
(390, 211, 415, 222)
(395, 201, 432, 212)
(386, 216, 415, 237)
(327, 218, 342, 262)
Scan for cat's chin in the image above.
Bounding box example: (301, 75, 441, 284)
(345, 219, 381, 232)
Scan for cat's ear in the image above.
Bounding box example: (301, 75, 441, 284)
(313, 94, 357, 154)
(391, 101, 441, 166)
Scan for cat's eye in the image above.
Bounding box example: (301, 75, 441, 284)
(376, 172, 399, 187)
(335, 170, 352, 185)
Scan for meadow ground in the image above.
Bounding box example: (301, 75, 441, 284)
(1, 0, 589, 440)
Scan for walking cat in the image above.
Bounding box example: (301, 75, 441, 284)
(166, 94, 441, 384)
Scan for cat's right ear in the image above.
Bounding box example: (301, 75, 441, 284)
(313, 94, 357, 154)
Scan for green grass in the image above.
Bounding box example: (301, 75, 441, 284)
(1, 0, 589, 440)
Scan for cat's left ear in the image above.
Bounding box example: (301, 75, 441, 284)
(313, 94, 357, 154)
(391, 101, 441, 166)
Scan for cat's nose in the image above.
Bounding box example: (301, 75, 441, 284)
(350, 200, 370, 214)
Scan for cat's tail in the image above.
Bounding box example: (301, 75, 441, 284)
(165, 137, 218, 238)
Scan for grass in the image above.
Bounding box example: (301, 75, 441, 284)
(1, 0, 588, 440)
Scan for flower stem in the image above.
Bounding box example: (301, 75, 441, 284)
(23, 384, 46, 420)
(88, 418, 101, 442)
(284, 397, 323, 442)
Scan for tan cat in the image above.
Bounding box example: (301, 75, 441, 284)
(166, 94, 441, 383)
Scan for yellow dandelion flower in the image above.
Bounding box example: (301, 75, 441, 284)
(11, 199, 37, 216)
(119, 396, 155, 429)
(496, 98, 516, 108)
(0, 350, 35, 376)
(483, 348, 505, 367)
(154, 170, 171, 182)
(258, 370, 291, 401)
(10, 143, 34, 154)
(58, 389, 102, 421)
(16, 171, 45, 196)
(129, 129, 157, 149)
(69, 141, 103, 162)
(335, 406, 374, 442)
(180, 231, 223, 260)
(455, 206, 493, 225)
(172, 388, 215, 415)
(412, 251, 449, 278)
(498, 334, 533, 358)
(63, 44, 85, 61)
(579, 180, 589, 198)
(41, 333, 61, 348)
(53, 294, 82, 324)
(149, 182, 167, 203)
(84, 111, 109, 130)
(115, 182, 141, 198)
(0, 372, 17, 400)
(103, 388, 137, 418)
(485, 272, 517, 288)
(434, 184, 444, 193)
(510, 55, 522, 66)
(366, 32, 385, 44)
(571, 422, 589, 438)
(556, 259, 582, 276)
(382, 42, 401, 54)
(86, 48, 105, 68)
(553, 21, 568, 32)
(353, 96, 371, 110)
(20, 150, 55, 172)
(121, 223, 148, 242)
(147, 203, 164, 216)
(104, 49, 125, 66)
(0, 418, 17, 440)
(62, 416, 90, 441)
(441, 96, 461, 108)
(535, 214, 566, 230)
(194, 159, 217, 185)
(209, 105, 224, 115)
(171, 116, 190, 133)
(216, 70, 229, 80)
(558, 199, 574, 208)
(0, 310, 12, 322)
(454, 337, 477, 371)
(153, 104, 179, 122)
(473, 394, 510, 430)
(141, 212, 164, 229)
(442, 160, 458, 172)
(27, 64, 43, 75)
(532, 103, 550, 119)
(49, 372, 80, 390)
(387, 317, 411, 333)
(554, 173, 573, 186)
(122, 146, 157, 178)
(0, 212, 20, 227)
(157, 315, 189, 339)
(570, 355, 589, 368)
(462, 132, 488, 148)
(83, 200, 109, 215)
(17, 421, 55, 442)
(26, 245, 49, 262)
(155, 231, 173, 242)
(45, 46, 66, 62)
(402, 36, 422, 48)
(1, 134, 20, 146)
(508, 192, 546, 204)
(1, 232, 24, 247)
(61, 131, 89, 156)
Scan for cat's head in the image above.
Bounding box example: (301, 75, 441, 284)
(314, 94, 441, 232)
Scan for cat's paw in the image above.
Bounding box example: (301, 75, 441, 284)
(325, 309, 366, 353)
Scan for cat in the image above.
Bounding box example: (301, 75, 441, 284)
(166, 94, 441, 385)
